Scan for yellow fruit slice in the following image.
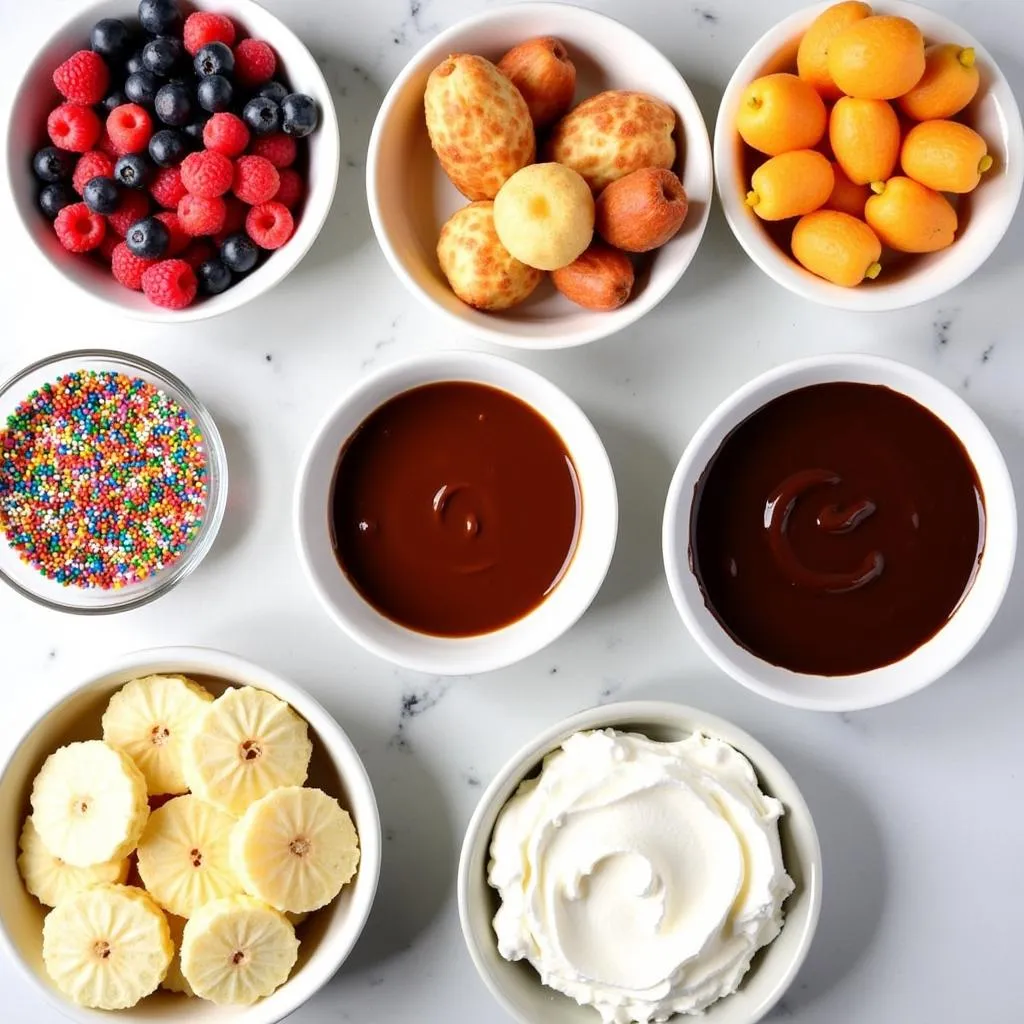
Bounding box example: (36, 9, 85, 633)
(102, 675, 214, 796)
(41, 884, 172, 1010)
(180, 895, 299, 1006)
(865, 176, 957, 252)
(792, 210, 882, 287)
(17, 816, 129, 908)
(746, 150, 834, 220)
(797, 1, 874, 100)
(30, 740, 149, 868)
(901, 119, 992, 193)
(136, 794, 244, 918)
(736, 73, 827, 156)
(898, 43, 981, 121)
(829, 97, 900, 185)
(827, 15, 926, 99)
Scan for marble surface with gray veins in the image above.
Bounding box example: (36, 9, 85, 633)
(2, 1, 1024, 1022)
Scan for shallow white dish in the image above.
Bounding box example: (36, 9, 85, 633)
(366, 1, 713, 349)
(0, 646, 382, 1023)
(294, 350, 618, 675)
(7, 0, 340, 323)
(662, 354, 1017, 711)
(458, 700, 822, 1024)
(714, 0, 1024, 311)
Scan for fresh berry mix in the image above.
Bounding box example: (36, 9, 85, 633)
(32, 0, 322, 310)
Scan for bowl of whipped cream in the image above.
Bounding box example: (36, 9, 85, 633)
(457, 701, 822, 1024)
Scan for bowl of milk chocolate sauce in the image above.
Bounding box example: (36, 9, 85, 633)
(295, 351, 618, 674)
(663, 355, 1016, 711)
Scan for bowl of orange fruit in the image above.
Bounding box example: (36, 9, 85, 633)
(714, 0, 1023, 311)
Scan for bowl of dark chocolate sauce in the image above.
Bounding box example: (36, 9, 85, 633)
(295, 351, 618, 675)
(663, 355, 1016, 711)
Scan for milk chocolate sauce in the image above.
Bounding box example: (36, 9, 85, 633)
(330, 382, 581, 637)
(690, 382, 984, 676)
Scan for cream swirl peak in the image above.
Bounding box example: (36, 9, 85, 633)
(488, 728, 795, 1023)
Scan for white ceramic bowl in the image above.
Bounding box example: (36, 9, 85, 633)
(7, 0, 340, 323)
(0, 646, 382, 1023)
(662, 354, 1017, 711)
(714, 0, 1024, 311)
(458, 700, 822, 1024)
(366, 2, 713, 349)
(295, 351, 618, 675)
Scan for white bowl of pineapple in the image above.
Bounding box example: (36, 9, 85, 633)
(0, 646, 381, 1022)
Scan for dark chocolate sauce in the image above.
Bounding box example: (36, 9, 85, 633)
(689, 382, 984, 676)
(330, 382, 581, 637)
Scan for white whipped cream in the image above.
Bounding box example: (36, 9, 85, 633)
(488, 728, 794, 1022)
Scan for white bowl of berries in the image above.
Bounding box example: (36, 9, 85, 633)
(8, 0, 339, 319)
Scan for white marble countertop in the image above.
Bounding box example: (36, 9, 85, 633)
(2, 1, 1023, 1021)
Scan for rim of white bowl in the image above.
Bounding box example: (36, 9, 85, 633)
(662, 353, 1018, 711)
(0, 645, 382, 1024)
(365, 0, 713, 349)
(713, 0, 1024, 312)
(457, 699, 823, 1024)
(293, 350, 618, 675)
(6, 0, 340, 323)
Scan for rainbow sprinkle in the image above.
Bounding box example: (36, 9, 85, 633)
(0, 370, 208, 589)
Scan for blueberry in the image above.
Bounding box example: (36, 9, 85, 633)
(193, 42, 233, 78)
(197, 75, 232, 113)
(142, 36, 182, 77)
(220, 233, 258, 274)
(148, 128, 186, 167)
(125, 70, 159, 106)
(90, 18, 132, 62)
(138, 0, 181, 36)
(32, 146, 73, 183)
(257, 81, 289, 105)
(100, 90, 127, 115)
(114, 153, 150, 189)
(183, 118, 209, 147)
(83, 176, 120, 215)
(280, 93, 319, 138)
(38, 183, 73, 219)
(197, 258, 232, 295)
(125, 51, 146, 76)
(154, 82, 192, 126)
(243, 97, 280, 135)
(125, 216, 169, 259)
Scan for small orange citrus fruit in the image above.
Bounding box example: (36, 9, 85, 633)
(824, 161, 872, 218)
(797, 1, 874, 101)
(827, 15, 926, 99)
(736, 73, 827, 156)
(865, 176, 957, 252)
(829, 97, 901, 185)
(898, 43, 980, 121)
(901, 119, 992, 193)
(791, 209, 882, 286)
(746, 150, 835, 220)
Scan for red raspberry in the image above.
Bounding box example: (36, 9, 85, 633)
(180, 150, 233, 198)
(96, 232, 119, 262)
(96, 128, 119, 158)
(107, 190, 150, 235)
(202, 112, 250, 157)
(47, 104, 101, 152)
(149, 166, 188, 209)
(53, 201, 106, 252)
(154, 211, 190, 255)
(249, 133, 297, 169)
(183, 11, 236, 55)
(233, 39, 276, 87)
(274, 168, 304, 210)
(106, 104, 153, 155)
(178, 194, 226, 236)
(72, 151, 114, 195)
(212, 196, 248, 245)
(53, 50, 110, 105)
(111, 241, 154, 289)
(232, 155, 279, 204)
(181, 239, 215, 270)
(246, 201, 294, 249)
(142, 259, 198, 309)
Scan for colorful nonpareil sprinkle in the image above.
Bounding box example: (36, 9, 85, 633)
(0, 370, 208, 589)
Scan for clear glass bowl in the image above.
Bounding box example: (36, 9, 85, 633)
(0, 350, 227, 613)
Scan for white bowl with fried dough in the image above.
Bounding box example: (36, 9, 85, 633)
(366, 2, 713, 349)
(0, 646, 381, 1023)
